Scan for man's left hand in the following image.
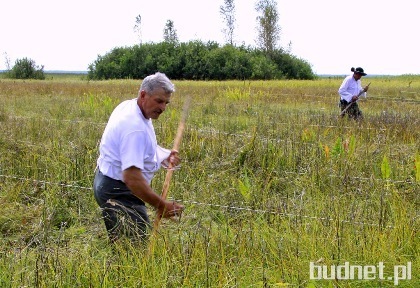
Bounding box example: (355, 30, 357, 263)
(162, 150, 181, 169)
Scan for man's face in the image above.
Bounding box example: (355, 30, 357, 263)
(138, 87, 171, 119)
(354, 73, 362, 80)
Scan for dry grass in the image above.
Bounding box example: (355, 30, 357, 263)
(0, 75, 418, 287)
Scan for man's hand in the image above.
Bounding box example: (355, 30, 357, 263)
(157, 199, 184, 219)
(162, 150, 181, 170)
(351, 95, 359, 102)
(168, 150, 180, 166)
(363, 85, 369, 92)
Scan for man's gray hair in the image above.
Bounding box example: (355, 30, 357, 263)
(139, 72, 175, 94)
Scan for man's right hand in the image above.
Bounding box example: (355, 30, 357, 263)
(351, 95, 359, 102)
(158, 199, 184, 218)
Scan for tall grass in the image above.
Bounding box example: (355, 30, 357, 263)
(0, 76, 418, 287)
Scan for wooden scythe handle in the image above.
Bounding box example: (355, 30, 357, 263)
(340, 82, 371, 116)
(153, 96, 191, 229)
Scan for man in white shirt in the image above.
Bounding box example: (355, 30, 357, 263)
(338, 67, 370, 119)
(93, 72, 184, 242)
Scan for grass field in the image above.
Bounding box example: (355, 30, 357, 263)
(0, 74, 419, 287)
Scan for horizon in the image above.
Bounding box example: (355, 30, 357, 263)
(2, 69, 418, 77)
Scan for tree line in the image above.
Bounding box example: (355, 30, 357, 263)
(87, 41, 315, 80)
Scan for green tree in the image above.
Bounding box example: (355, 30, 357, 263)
(178, 41, 212, 80)
(6, 57, 45, 80)
(163, 20, 178, 44)
(3, 52, 11, 71)
(249, 50, 279, 79)
(133, 14, 142, 45)
(255, 0, 281, 53)
(269, 50, 315, 80)
(87, 41, 315, 80)
(220, 0, 236, 45)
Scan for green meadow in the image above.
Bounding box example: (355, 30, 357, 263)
(0, 75, 418, 287)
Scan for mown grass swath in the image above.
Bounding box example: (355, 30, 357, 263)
(0, 75, 418, 287)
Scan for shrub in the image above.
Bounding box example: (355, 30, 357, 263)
(5, 57, 45, 80)
(88, 41, 316, 80)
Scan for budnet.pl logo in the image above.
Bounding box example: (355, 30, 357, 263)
(309, 261, 412, 286)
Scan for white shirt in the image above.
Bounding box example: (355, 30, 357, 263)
(97, 99, 170, 183)
(338, 75, 367, 103)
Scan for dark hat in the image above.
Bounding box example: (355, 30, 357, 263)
(351, 67, 367, 76)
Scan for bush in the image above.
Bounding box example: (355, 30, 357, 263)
(88, 41, 316, 80)
(268, 50, 316, 80)
(5, 58, 45, 80)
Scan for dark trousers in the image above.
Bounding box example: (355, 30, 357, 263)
(93, 169, 150, 242)
(340, 99, 363, 120)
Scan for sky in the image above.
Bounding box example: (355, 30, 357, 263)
(1, 0, 419, 75)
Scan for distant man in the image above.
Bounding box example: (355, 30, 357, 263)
(93, 72, 184, 242)
(338, 67, 370, 120)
